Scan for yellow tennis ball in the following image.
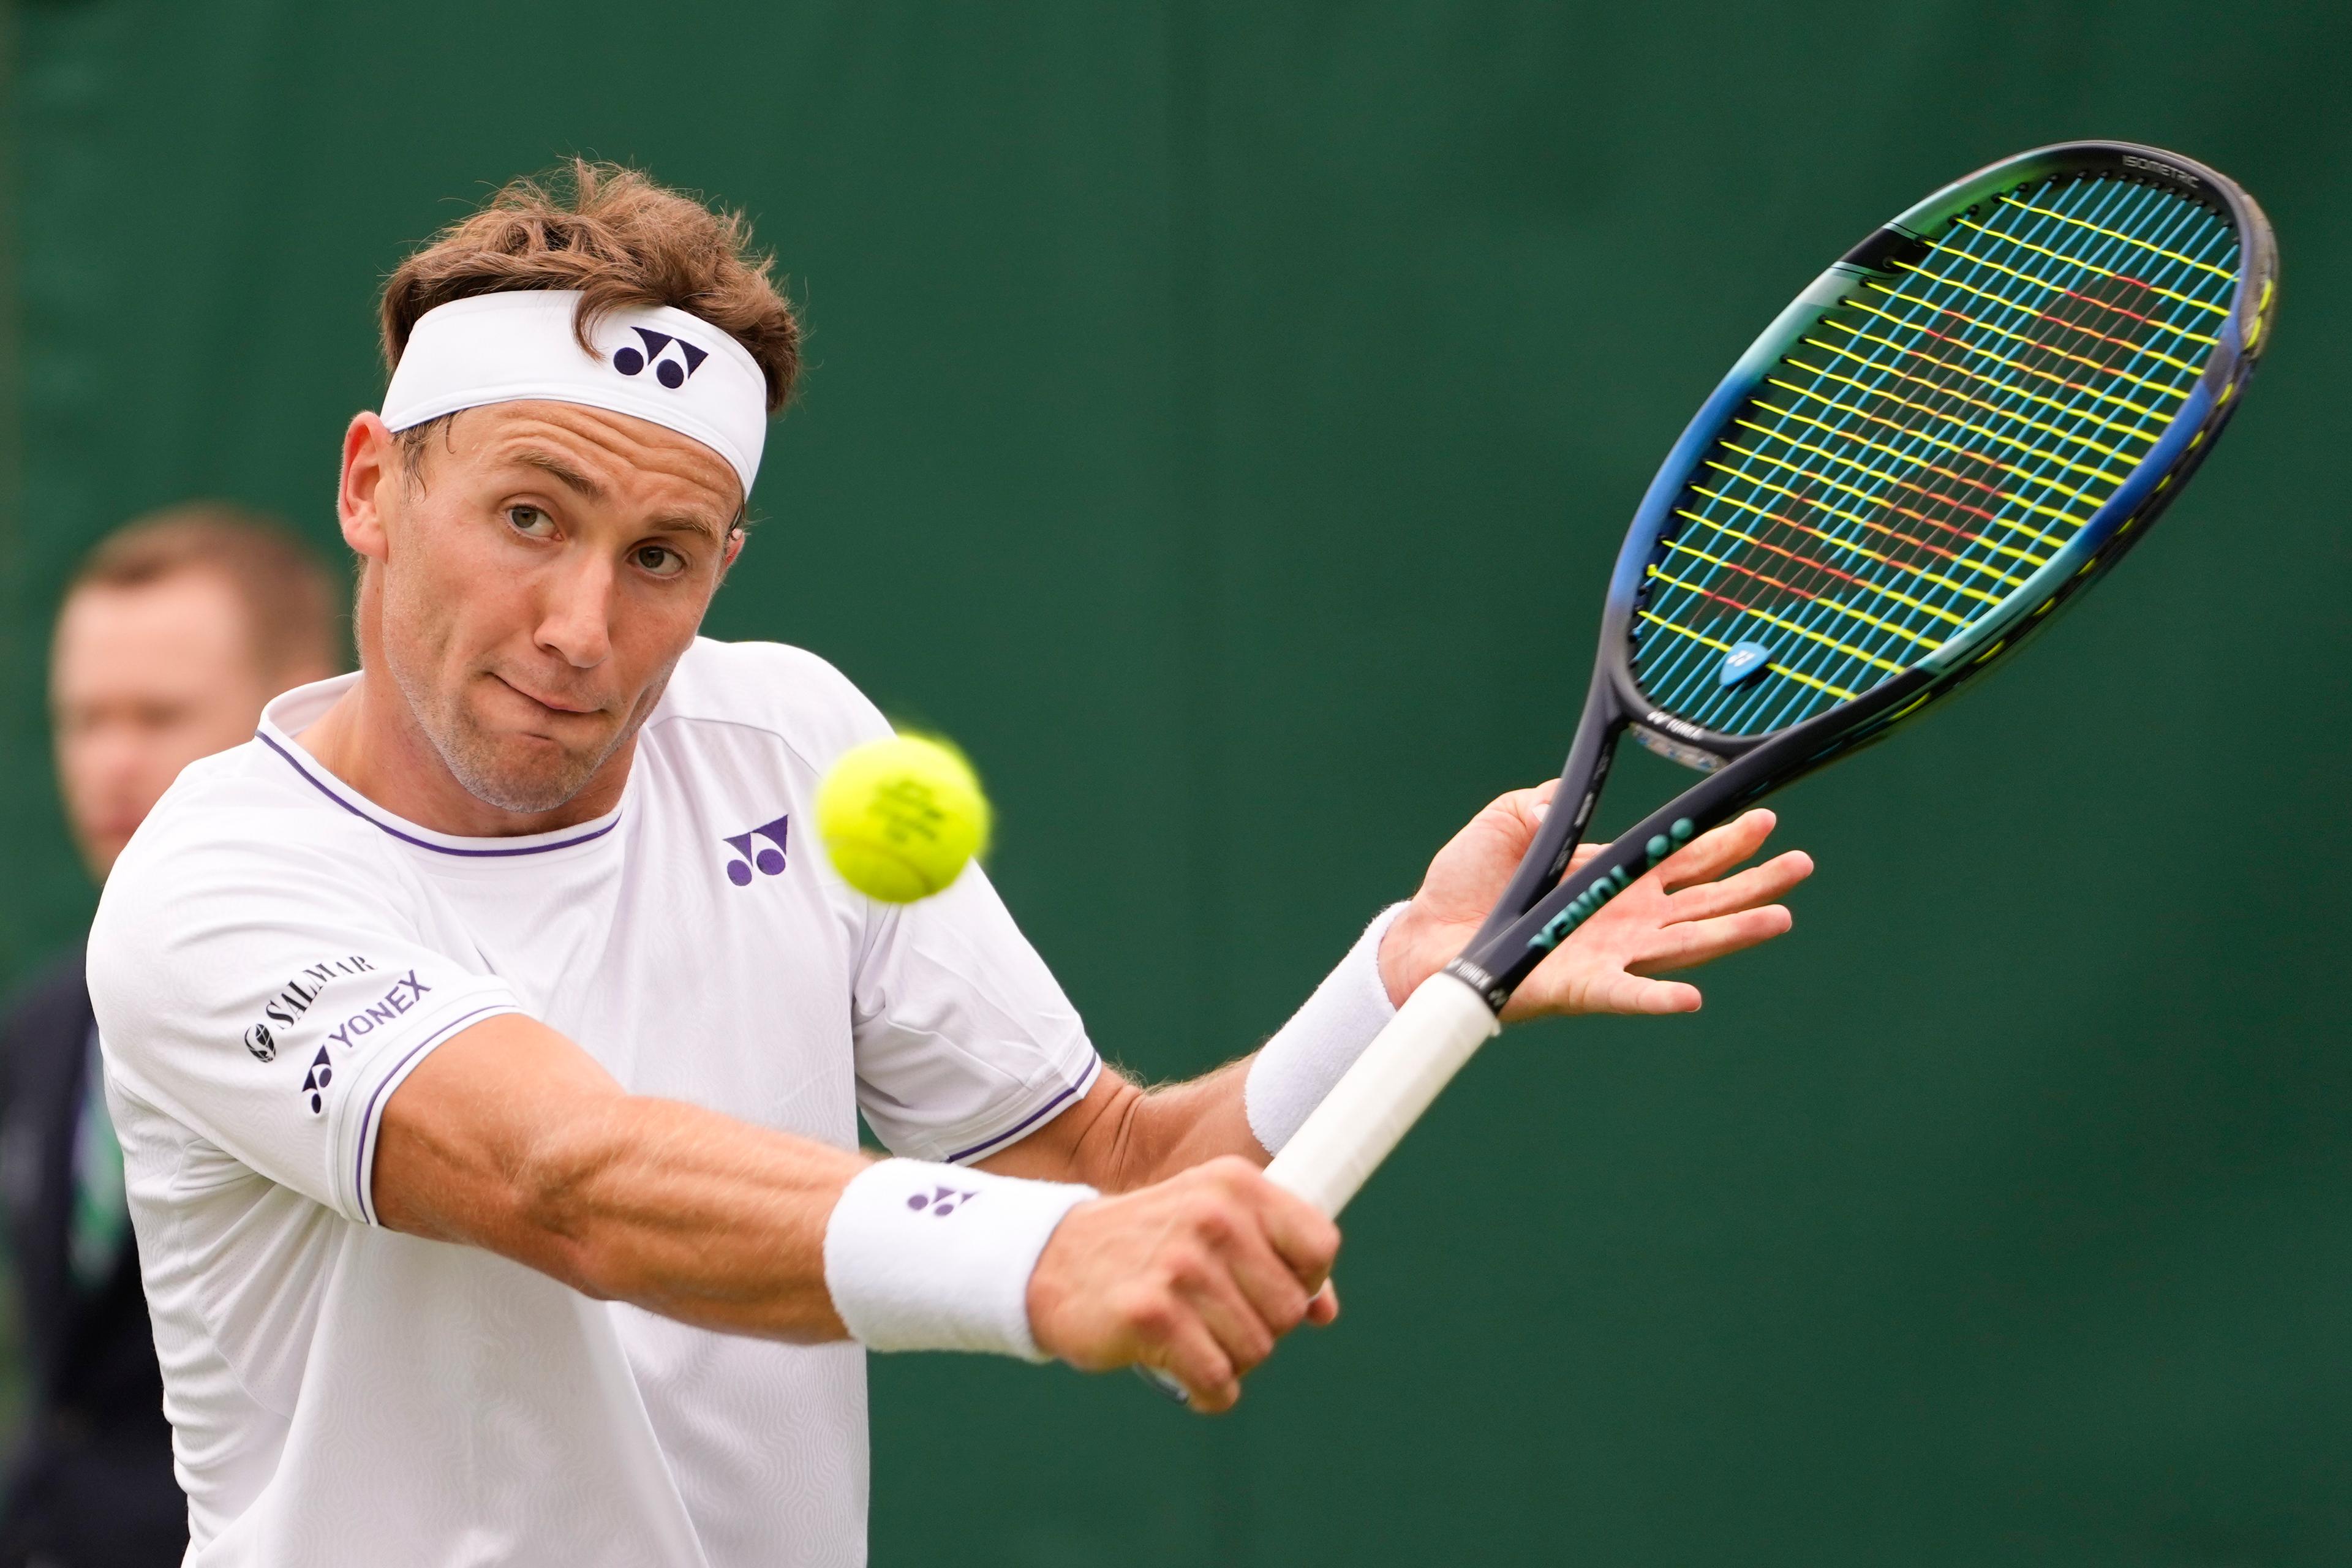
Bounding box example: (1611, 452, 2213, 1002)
(815, 734, 992, 903)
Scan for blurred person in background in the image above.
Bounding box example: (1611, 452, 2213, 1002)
(0, 506, 341, 1567)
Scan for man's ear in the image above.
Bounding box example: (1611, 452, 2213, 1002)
(340, 413, 399, 564)
(718, 524, 747, 579)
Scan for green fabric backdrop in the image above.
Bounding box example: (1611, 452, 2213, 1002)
(5, 2, 2348, 1561)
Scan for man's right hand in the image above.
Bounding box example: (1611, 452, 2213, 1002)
(1024, 1156, 1341, 1412)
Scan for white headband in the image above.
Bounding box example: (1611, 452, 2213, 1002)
(380, 291, 768, 495)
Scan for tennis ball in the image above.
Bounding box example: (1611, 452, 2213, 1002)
(815, 734, 992, 903)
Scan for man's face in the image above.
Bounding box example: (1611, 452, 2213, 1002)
(51, 571, 280, 879)
(358, 401, 742, 816)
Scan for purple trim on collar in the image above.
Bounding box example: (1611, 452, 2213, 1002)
(944, 1055, 1103, 1164)
(257, 731, 620, 858)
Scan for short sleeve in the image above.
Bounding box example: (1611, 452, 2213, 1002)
(848, 863, 1101, 1165)
(88, 805, 519, 1225)
(693, 639, 1103, 1164)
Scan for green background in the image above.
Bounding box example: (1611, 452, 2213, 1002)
(4, 2, 2348, 1562)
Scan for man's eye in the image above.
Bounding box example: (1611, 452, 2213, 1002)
(507, 506, 557, 538)
(635, 545, 686, 578)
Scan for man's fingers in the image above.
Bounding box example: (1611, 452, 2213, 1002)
(1495, 782, 1562, 833)
(1177, 1262, 1280, 1380)
(1654, 809, 1777, 892)
(1141, 1161, 1335, 1401)
(1510, 958, 1703, 1019)
(1593, 971, 1703, 1015)
(1305, 1280, 1340, 1327)
(1034, 1162, 1344, 1409)
(1630, 906, 1794, 973)
(1250, 1179, 1341, 1294)
(1155, 1315, 1241, 1412)
(1663, 850, 1814, 922)
(1216, 1223, 1317, 1346)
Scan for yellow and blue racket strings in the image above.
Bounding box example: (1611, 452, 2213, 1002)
(1631, 173, 2240, 736)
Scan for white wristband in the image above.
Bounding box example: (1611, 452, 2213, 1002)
(823, 1158, 1096, 1360)
(1244, 903, 1407, 1155)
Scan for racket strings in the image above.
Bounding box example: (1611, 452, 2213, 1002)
(1666, 181, 2228, 713)
(1631, 174, 2239, 734)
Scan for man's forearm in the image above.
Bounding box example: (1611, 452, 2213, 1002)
(507, 1095, 866, 1339)
(986, 908, 1407, 1193)
(376, 1014, 866, 1341)
(982, 1058, 1262, 1193)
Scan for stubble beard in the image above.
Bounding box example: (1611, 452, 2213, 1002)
(441, 685, 625, 815)
(380, 615, 635, 816)
(394, 657, 628, 816)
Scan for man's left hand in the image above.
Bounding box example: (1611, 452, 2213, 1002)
(1378, 785, 1813, 1021)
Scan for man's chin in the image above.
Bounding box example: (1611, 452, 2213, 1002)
(458, 771, 591, 816)
(439, 728, 612, 817)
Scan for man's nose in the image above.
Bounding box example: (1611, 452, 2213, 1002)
(72, 725, 143, 790)
(61, 722, 159, 818)
(535, 552, 616, 669)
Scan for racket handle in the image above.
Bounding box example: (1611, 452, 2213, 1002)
(1143, 973, 1505, 1401)
(1135, 1365, 1193, 1403)
(1134, 975, 1498, 1406)
(1264, 972, 1502, 1218)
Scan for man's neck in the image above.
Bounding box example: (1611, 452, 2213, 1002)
(295, 670, 633, 839)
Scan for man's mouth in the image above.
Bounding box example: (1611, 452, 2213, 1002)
(490, 671, 603, 717)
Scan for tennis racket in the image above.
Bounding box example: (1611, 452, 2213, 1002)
(1267, 140, 2277, 1220)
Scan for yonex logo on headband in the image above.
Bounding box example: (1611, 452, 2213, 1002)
(380, 291, 768, 492)
(614, 328, 710, 390)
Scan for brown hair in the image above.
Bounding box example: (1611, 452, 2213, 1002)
(66, 503, 344, 682)
(381, 160, 801, 415)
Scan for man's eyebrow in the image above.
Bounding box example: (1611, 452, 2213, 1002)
(646, 513, 729, 543)
(506, 447, 608, 502)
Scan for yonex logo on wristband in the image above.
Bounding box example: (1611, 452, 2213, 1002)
(908, 1185, 979, 1218)
(612, 327, 709, 390)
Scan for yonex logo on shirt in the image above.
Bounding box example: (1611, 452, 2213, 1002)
(612, 327, 709, 390)
(320, 973, 434, 1053)
(301, 1049, 334, 1115)
(722, 814, 790, 887)
(303, 971, 434, 1116)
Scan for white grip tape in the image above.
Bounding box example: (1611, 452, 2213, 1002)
(1262, 973, 1502, 1217)
(823, 1158, 1097, 1360)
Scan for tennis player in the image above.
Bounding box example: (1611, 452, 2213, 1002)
(86, 164, 1812, 1566)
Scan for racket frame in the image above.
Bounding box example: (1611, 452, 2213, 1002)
(1446, 139, 2276, 1010)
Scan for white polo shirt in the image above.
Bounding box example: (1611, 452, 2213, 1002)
(87, 639, 1101, 1567)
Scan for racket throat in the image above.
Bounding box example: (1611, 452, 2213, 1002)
(1471, 698, 1623, 960)
(1627, 720, 1727, 774)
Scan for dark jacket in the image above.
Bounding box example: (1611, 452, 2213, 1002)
(0, 948, 184, 1566)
